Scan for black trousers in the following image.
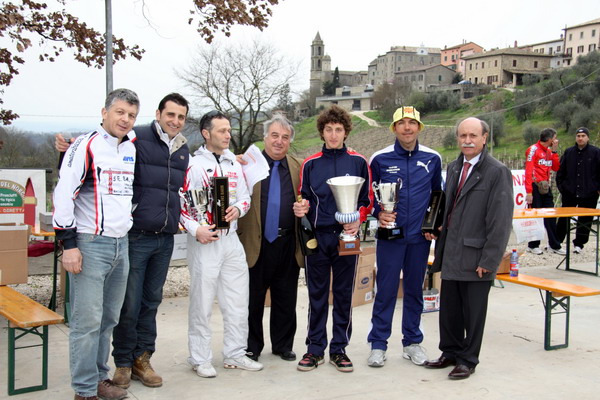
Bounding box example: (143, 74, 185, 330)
(247, 234, 300, 356)
(439, 279, 492, 368)
(556, 192, 599, 248)
(528, 185, 561, 250)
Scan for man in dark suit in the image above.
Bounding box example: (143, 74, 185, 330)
(424, 117, 513, 380)
(237, 114, 304, 362)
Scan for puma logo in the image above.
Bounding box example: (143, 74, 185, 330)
(416, 160, 431, 173)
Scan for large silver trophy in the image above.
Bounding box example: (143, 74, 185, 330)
(326, 176, 365, 256)
(179, 187, 211, 226)
(372, 178, 403, 240)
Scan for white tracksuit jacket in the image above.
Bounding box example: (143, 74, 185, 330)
(180, 145, 251, 365)
(53, 126, 136, 248)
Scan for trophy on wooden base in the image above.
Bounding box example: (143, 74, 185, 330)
(326, 176, 365, 256)
(372, 178, 403, 240)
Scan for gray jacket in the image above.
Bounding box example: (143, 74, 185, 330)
(431, 149, 513, 281)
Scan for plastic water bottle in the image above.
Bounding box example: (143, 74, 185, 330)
(509, 249, 519, 277)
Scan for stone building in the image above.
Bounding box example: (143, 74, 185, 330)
(367, 44, 441, 86)
(463, 48, 553, 87)
(394, 64, 456, 92)
(520, 38, 565, 69)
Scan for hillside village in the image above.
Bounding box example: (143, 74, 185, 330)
(306, 17, 599, 114)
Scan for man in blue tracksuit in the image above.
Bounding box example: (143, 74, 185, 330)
(367, 106, 442, 368)
(294, 105, 372, 373)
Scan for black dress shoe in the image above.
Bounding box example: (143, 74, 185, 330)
(424, 356, 456, 369)
(272, 350, 296, 361)
(448, 364, 475, 380)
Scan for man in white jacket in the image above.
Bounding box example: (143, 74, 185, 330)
(180, 110, 261, 378)
(53, 88, 139, 400)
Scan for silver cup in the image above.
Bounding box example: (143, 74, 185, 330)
(372, 178, 402, 229)
(327, 176, 365, 255)
(179, 187, 211, 226)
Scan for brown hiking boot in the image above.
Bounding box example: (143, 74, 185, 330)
(97, 379, 127, 400)
(74, 395, 98, 400)
(132, 351, 163, 387)
(112, 366, 132, 389)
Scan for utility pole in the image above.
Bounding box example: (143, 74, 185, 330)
(105, 0, 113, 95)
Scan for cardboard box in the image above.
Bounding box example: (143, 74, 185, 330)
(0, 224, 29, 285)
(328, 247, 376, 307)
(497, 252, 522, 274)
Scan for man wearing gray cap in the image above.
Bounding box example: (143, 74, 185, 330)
(556, 127, 600, 253)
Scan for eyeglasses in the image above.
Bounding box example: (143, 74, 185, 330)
(199, 110, 227, 132)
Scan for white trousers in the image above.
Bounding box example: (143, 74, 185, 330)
(187, 233, 249, 365)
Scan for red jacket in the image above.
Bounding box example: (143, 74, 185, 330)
(524, 140, 560, 194)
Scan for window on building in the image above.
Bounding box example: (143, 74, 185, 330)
(475, 63, 478, 69)
(539, 48, 544, 54)
(438, 75, 442, 81)
(577, 45, 584, 53)
(451, 55, 455, 60)
(580, 32, 584, 39)
(482, 62, 485, 68)
(534, 61, 538, 68)
(590, 44, 597, 52)
(593, 29, 596, 37)
(569, 33, 572, 41)
(549, 47, 553, 54)
(444, 56, 447, 62)
(469, 64, 472, 70)
(566, 47, 572, 55)
(512, 60, 517, 67)
(318, 47, 322, 55)
(318, 60, 321, 68)
(495, 60, 498, 67)
(557, 45, 562, 52)
(411, 75, 416, 81)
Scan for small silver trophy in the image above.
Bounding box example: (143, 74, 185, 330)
(326, 175, 365, 255)
(179, 187, 211, 226)
(372, 178, 403, 240)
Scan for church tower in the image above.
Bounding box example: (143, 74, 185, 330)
(309, 32, 328, 107)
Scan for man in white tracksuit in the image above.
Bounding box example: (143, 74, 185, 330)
(180, 110, 261, 378)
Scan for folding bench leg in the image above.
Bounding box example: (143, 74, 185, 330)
(7, 323, 49, 396)
(543, 291, 570, 351)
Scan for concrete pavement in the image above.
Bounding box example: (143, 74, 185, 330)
(2, 261, 600, 399)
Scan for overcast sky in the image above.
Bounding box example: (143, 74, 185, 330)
(3, 0, 599, 133)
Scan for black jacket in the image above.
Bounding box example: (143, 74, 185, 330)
(556, 143, 600, 199)
(131, 122, 189, 234)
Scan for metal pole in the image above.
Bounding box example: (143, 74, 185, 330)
(105, 0, 113, 95)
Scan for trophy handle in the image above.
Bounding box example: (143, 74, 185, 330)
(372, 181, 381, 204)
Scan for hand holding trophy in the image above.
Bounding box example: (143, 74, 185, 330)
(372, 178, 403, 240)
(326, 176, 365, 256)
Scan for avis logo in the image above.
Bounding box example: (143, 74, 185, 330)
(123, 156, 134, 163)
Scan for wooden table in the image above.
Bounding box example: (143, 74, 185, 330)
(513, 207, 600, 276)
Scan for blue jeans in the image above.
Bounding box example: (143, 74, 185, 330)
(112, 231, 174, 366)
(69, 233, 129, 397)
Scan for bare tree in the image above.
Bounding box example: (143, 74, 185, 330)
(0, 0, 281, 125)
(179, 40, 297, 153)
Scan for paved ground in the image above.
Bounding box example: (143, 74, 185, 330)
(2, 260, 600, 399)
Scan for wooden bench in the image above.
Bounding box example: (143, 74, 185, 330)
(0, 285, 64, 396)
(496, 273, 600, 350)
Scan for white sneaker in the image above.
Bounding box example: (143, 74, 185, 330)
(573, 246, 583, 254)
(402, 344, 428, 366)
(223, 356, 263, 371)
(527, 247, 543, 255)
(193, 363, 217, 378)
(367, 349, 386, 368)
(551, 247, 567, 256)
